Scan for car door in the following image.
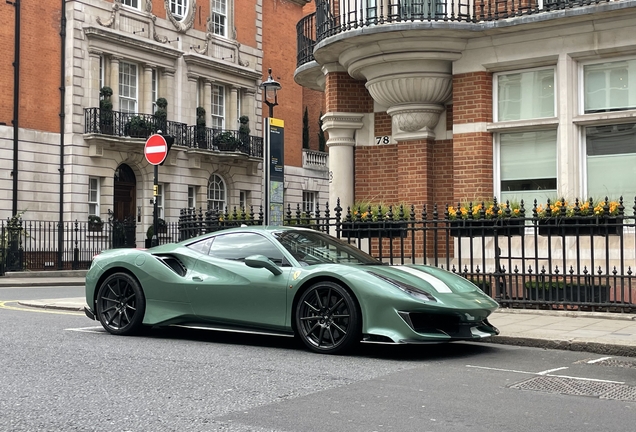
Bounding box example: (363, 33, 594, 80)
(186, 232, 292, 329)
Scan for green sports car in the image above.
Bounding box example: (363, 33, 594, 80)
(85, 226, 499, 354)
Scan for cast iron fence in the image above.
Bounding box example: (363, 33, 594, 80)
(178, 197, 636, 313)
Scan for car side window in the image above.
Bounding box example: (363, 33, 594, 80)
(186, 237, 214, 255)
(208, 233, 287, 266)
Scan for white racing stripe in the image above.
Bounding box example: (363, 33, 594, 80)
(393, 266, 452, 293)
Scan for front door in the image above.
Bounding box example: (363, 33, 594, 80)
(114, 164, 136, 221)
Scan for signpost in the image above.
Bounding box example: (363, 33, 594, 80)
(145, 134, 168, 247)
(264, 118, 284, 225)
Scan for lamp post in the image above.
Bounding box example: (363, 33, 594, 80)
(259, 68, 281, 118)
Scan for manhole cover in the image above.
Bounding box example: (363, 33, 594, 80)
(510, 376, 620, 397)
(601, 385, 636, 402)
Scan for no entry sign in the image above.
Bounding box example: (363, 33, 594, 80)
(145, 134, 168, 165)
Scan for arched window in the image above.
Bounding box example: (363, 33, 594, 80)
(170, 0, 188, 21)
(207, 174, 226, 211)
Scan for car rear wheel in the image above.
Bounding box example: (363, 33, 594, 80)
(96, 272, 146, 335)
(295, 281, 360, 354)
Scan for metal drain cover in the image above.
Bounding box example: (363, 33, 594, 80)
(591, 359, 636, 369)
(510, 376, 636, 401)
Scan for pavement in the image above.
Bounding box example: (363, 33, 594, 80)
(2, 271, 636, 357)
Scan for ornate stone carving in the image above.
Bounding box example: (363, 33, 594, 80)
(151, 15, 168, 44)
(192, 33, 212, 55)
(387, 104, 444, 134)
(164, 0, 196, 33)
(97, 3, 119, 28)
(366, 74, 453, 108)
(144, 0, 152, 13)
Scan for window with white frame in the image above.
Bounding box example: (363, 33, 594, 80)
(302, 191, 316, 215)
(188, 186, 197, 209)
(170, 0, 188, 20)
(211, 84, 225, 129)
(99, 56, 104, 90)
(119, 62, 138, 114)
(212, 0, 227, 37)
(208, 174, 226, 211)
(121, 0, 140, 9)
(88, 177, 100, 216)
(239, 190, 249, 209)
(496, 68, 555, 122)
(583, 59, 636, 113)
(156, 184, 164, 219)
(585, 124, 636, 207)
(499, 131, 557, 206)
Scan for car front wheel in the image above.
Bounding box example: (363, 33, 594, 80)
(96, 272, 146, 335)
(295, 281, 360, 354)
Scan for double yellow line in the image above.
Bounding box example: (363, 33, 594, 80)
(0, 300, 84, 316)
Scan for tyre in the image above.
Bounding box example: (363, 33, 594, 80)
(295, 281, 360, 354)
(96, 272, 146, 335)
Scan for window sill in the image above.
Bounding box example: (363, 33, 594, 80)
(573, 110, 636, 126)
(487, 118, 559, 133)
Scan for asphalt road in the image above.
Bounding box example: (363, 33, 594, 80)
(1, 286, 635, 432)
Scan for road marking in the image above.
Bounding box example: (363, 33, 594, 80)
(537, 367, 569, 375)
(65, 326, 104, 334)
(588, 356, 613, 364)
(466, 365, 625, 384)
(0, 300, 84, 316)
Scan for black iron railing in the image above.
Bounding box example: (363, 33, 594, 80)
(297, 12, 316, 67)
(177, 197, 636, 313)
(84, 108, 263, 157)
(299, 1, 617, 67)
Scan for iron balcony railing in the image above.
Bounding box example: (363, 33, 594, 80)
(84, 108, 263, 158)
(299, 0, 616, 67)
(178, 197, 636, 313)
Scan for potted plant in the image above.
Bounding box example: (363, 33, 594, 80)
(535, 197, 622, 236)
(124, 115, 151, 138)
(145, 218, 167, 247)
(88, 215, 104, 232)
(447, 199, 525, 237)
(238, 115, 251, 153)
(154, 97, 168, 134)
(99, 86, 114, 134)
(341, 201, 408, 239)
(196, 106, 207, 148)
(213, 131, 240, 151)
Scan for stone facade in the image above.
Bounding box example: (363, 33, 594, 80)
(0, 0, 328, 245)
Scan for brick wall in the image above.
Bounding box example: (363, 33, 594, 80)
(302, 87, 326, 151)
(354, 144, 399, 203)
(374, 112, 391, 137)
(235, 0, 257, 46)
(262, 0, 307, 167)
(325, 72, 373, 113)
(452, 72, 494, 202)
(0, 1, 61, 133)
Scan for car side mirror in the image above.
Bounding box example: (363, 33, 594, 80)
(245, 255, 283, 275)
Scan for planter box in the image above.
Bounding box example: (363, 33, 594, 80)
(525, 284, 609, 303)
(88, 223, 103, 232)
(340, 221, 407, 239)
(449, 219, 525, 237)
(537, 217, 621, 236)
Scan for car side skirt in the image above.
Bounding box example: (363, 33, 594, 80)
(170, 323, 294, 338)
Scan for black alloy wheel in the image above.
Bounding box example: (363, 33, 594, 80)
(96, 272, 146, 335)
(295, 281, 360, 354)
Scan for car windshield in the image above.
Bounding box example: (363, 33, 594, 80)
(273, 230, 382, 266)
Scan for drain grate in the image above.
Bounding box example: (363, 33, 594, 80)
(591, 359, 636, 369)
(510, 376, 636, 401)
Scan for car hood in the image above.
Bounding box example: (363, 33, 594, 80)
(358, 264, 493, 297)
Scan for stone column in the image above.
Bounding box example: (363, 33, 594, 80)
(229, 86, 239, 130)
(204, 80, 213, 127)
(186, 73, 199, 127)
(161, 69, 176, 119)
(109, 56, 122, 111)
(88, 50, 102, 108)
(143, 65, 154, 114)
(243, 88, 256, 132)
(321, 112, 364, 211)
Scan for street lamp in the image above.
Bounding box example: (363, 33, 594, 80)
(260, 68, 281, 118)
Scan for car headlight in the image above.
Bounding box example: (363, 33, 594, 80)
(368, 271, 436, 302)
